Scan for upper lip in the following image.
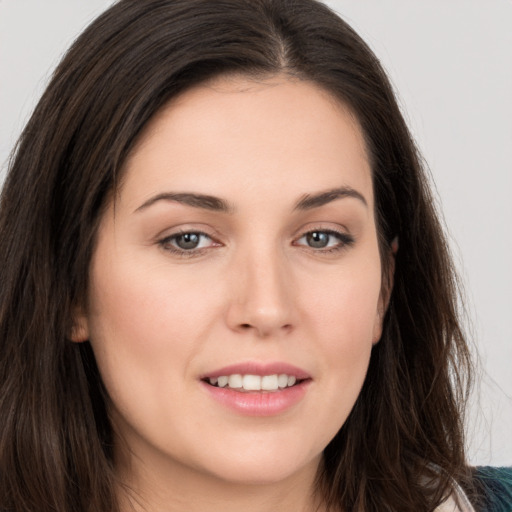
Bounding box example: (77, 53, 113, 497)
(201, 362, 311, 380)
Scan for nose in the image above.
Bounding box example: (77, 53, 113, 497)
(225, 247, 296, 338)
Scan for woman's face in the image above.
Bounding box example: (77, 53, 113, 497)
(75, 75, 386, 490)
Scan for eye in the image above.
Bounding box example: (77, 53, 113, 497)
(294, 229, 354, 251)
(159, 231, 217, 253)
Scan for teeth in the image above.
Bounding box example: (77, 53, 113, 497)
(261, 374, 278, 391)
(207, 373, 301, 391)
(243, 374, 261, 390)
(277, 374, 288, 388)
(228, 374, 242, 389)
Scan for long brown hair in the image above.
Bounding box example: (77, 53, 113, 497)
(0, 1, 474, 510)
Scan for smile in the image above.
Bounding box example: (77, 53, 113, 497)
(201, 363, 311, 416)
(205, 373, 300, 392)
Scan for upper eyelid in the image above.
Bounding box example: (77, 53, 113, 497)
(294, 228, 353, 243)
(160, 230, 216, 244)
(291, 219, 351, 236)
(293, 225, 351, 240)
(298, 227, 346, 236)
(157, 226, 219, 241)
(163, 229, 211, 238)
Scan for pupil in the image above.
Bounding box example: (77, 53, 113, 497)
(177, 233, 200, 250)
(307, 232, 328, 248)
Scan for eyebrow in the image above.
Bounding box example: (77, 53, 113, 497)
(134, 185, 367, 214)
(294, 186, 368, 210)
(134, 192, 234, 214)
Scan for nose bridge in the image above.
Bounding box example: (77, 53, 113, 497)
(227, 236, 294, 337)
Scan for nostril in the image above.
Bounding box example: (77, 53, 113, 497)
(240, 324, 292, 331)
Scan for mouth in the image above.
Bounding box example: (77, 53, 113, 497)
(202, 373, 308, 392)
(200, 362, 312, 415)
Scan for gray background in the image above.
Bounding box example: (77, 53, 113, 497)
(1, 0, 511, 465)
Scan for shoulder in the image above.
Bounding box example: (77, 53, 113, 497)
(473, 466, 512, 512)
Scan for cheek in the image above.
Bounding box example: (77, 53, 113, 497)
(319, 284, 377, 372)
(281, 265, 381, 454)
(307, 263, 381, 343)
(85, 254, 218, 403)
(304, 261, 381, 394)
(88, 253, 218, 341)
(85, 258, 224, 450)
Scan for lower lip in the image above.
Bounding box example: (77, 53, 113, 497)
(201, 380, 310, 416)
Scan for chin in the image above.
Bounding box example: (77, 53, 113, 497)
(190, 440, 323, 487)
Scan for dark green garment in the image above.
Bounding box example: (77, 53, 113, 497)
(474, 466, 512, 511)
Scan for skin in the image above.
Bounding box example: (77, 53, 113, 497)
(73, 74, 390, 512)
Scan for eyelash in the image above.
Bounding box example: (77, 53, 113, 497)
(293, 229, 355, 253)
(158, 228, 355, 258)
(158, 230, 218, 258)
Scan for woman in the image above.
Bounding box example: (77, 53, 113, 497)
(0, 0, 510, 511)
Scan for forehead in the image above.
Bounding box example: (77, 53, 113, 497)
(120, 74, 373, 210)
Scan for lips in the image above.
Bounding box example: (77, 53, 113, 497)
(200, 362, 311, 416)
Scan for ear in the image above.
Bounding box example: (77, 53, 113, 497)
(69, 306, 89, 343)
(372, 236, 398, 344)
